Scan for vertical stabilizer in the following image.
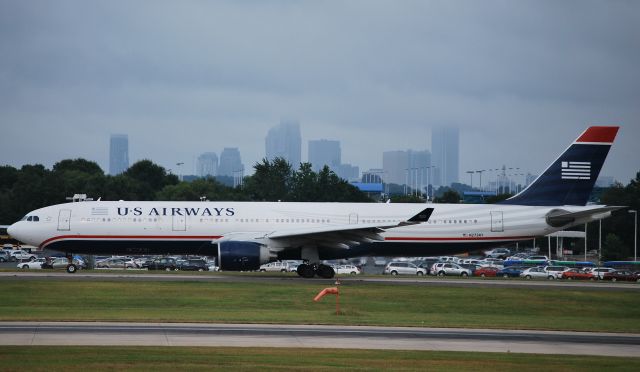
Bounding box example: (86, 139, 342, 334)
(499, 126, 619, 206)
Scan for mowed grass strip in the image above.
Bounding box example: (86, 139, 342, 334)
(0, 346, 639, 371)
(1, 280, 639, 332)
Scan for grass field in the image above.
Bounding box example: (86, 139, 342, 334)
(0, 346, 639, 371)
(1, 279, 639, 332)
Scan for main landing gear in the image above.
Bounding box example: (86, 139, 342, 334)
(296, 263, 335, 279)
(65, 254, 77, 274)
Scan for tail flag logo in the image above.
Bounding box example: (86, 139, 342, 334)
(561, 161, 591, 180)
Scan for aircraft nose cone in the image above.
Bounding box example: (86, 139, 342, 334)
(7, 223, 15, 237)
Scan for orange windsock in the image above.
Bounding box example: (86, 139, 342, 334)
(313, 287, 339, 302)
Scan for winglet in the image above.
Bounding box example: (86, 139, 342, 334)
(407, 208, 434, 223)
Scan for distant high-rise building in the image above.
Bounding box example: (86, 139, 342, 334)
(218, 148, 244, 177)
(109, 134, 129, 175)
(308, 139, 341, 172)
(382, 150, 431, 190)
(334, 163, 359, 182)
(197, 152, 218, 177)
(408, 150, 431, 192)
(362, 169, 384, 183)
(431, 127, 459, 187)
(382, 150, 408, 185)
(265, 120, 301, 167)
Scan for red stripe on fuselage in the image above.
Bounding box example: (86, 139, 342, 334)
(384, 236, 534, 242)
(576, 126, 619, 143)
(40, 235, 223, 249)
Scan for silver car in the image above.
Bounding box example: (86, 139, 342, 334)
(383, 262, 426, 276)
(520, 267, 548, 279)
(431, 263, 471, 277)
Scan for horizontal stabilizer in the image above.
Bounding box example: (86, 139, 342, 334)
(546, 206, 625, 227)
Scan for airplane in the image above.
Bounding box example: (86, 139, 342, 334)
(7, 126, 622, 278)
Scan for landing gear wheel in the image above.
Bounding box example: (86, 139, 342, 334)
(66, 264, 77, 274)
(316, 264, 335, 279)
(297, 264, 316, 278)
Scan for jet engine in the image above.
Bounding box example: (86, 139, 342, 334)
(217, 241, 275, 271)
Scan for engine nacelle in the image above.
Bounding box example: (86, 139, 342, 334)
(217, 241, 273, 271)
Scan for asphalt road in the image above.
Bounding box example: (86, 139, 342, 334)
(1, 322, 638, 357)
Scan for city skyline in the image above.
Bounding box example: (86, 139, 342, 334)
(1, 2, 638, 184)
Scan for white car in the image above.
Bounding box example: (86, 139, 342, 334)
(333, 265, 361, 275)
(520, 267, 548, 279)
(384, 262, 426, 275)
(259, 261, 290, 272)
(588, 267, 616, 280)
(17, 257, 47, 269)
(543, 265, 571, 279)
(431, 263, 472, 277)
(9, 250, 37, 262)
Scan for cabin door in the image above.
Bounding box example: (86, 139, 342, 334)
(490, 211, 504, 232)
(57, 209, 71, 231)
(172, 214, 186, 231)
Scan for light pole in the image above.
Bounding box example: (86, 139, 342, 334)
(466, 171, 474, 189)
(630, 210, 637, 261)
(476, 170, 485, 191)
(176, 162, 184, 181)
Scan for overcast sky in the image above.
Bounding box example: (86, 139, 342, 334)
(1, 0, 638, 184)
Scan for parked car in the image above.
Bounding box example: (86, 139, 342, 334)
(9, 250, 37, 262)
(178, 259, 209, 271)
(333, 265, 361, 275)
(588, 267, 616, 280)
(485, 248, 511, 259)
(146, 257, 179, 271)
(259, 261, 290, 272)
(431, 263, 471, 277)
(496, 266, 524, 278)
(474, 266, 499, 277)
(17, 257, 47, 269)
(602, 270, 640, 282)
(520, 267, 548, 280)
(0, 251, 9, 262)
(384, 262, 426, 276)
(561, 268, 595, 280)
(543, 266, 571, 280)
(527, 255, 550, 261)
(96, 258, 136, 269)
(41, 257, 85, 270)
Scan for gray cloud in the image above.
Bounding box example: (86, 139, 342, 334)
(1, 0, 638, 182)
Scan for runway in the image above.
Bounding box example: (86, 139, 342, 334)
(1, 322, 638, 357)
(1, 271, 639, 291)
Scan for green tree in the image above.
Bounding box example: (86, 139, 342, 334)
(244, 158, 293, 201)
(434, 189, 461, 203)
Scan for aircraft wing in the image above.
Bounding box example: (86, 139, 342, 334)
(264, 207, 434, 250)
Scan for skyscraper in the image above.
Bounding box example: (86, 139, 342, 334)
(265, 120, 301, 167)
(218, 148, 244, 177)
(109, 134, 129, 175)
(431, 127, 459, 187)
(382, 150, 408, 185)
(308, 139, 341, 172)
(196, 152, 218, 177)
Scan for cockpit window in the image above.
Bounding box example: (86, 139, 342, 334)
(27, 216, 33, 221)
(33, 216, 39, 222)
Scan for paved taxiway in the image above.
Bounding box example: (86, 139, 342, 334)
(1, 322, 638, 357)
(1, 271, 639, 291)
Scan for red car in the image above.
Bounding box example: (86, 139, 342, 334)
(561, 269, 595, 280)
(602, 270, 640, 282)
(474, 266, 499, 278)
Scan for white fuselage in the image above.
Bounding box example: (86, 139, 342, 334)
(8, 201, 604, 259)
